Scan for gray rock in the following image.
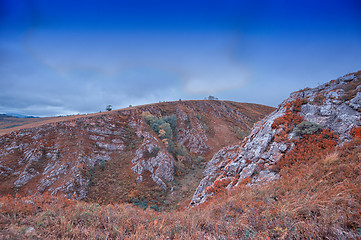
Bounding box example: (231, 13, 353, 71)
(14, 171, 38, 188)
(191, 72, 361, 206)
(348, 92, 361, 111)
(338, 74, 355, 82)
(130, 120, 175, 189)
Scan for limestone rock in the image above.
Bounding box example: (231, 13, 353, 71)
(191, 71, 361, 206)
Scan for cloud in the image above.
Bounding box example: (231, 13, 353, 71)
(0, 29, 252, 116)
(0, 39, 186, 116)
(24, 29, 250, 91)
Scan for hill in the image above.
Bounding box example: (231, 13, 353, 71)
(191, 71, 361, 206)
(1, 71, 360, 239)
(0, 114, 42, 133)
(0, 100, 274, 210)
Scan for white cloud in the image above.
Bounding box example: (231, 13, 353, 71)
(24, 29, 250, 94)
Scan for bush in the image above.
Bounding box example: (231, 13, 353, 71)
(142, 112, 178, 152)
(159, 123, 172, 140)
(196, 156, 205, 164)
(142, 111, 162, 132)
(176, 143, 188, 156)
(294, 121, 322, 136)
(162, 114, 177, 132)
(167, 140, 174, 153)
(142, 112, 177, 136)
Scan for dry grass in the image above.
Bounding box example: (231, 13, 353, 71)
(1, 135, 360, 239)
(321, 151, 340, 165)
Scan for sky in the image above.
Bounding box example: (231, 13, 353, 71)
(1, 0, 361, 117)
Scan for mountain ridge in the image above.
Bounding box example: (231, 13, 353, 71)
(0, 100, 271, 136)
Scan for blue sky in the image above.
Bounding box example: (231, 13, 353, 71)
(1, 0, 361, 116)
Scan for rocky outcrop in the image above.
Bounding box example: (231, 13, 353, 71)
(191, 71, 361, 206)
(176, 107, 209, 154)
(130, 119, 175, 189)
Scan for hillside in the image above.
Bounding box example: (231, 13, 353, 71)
(1, 72, 360, 239)
(0, 100, 274, 210)
(0, 72, 361, 239)
(191, 71, 361, 206)
(0, 114, 43, 133)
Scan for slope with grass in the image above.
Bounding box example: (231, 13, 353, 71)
(191, 71, 361, 206)
(0, 100, 274, 210)
(1, 128, 360, 239)
(0, 72, 360, 239)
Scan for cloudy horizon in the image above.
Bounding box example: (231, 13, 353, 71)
(1, 0, 361, 117)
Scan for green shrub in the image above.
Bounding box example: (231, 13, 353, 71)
(142, 112, 178, 153)
(99, 159, 106, 171)
(162, 114, 177, 131)
(159, 123, 173, 139)
(167, 140, 174, 153)
(196, 156, 205, 164)
(294, 121, 322, 136)
(142, 111, 177, 136)
(176, 143, 188, 156)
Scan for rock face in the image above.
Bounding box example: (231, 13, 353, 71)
(130, 124, 175, 189)
(191, 71, 361, 206)
(0, 100, 274, 202)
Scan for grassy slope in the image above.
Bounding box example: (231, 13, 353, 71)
(0, 100, 275, 212)
(84, 100, 275, 210)
(1, 130, 360, 239)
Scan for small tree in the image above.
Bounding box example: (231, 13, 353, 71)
(208, 95, 218, 100)
(106, 105, 112, 111)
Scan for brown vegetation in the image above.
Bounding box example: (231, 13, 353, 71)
(1, 134, 360, 239)
(0, 100, 274, 213)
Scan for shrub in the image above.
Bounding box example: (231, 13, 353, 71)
(205, 178, 232, 195)
(294, 121, 322, 136)
(195, 156, 205, 164)
(176, 143, 188, 157)
(142, 112, 177, 140)
(99, 159, 106, 171)
(207, 95, 218, 100)
(313, 93, 326, 105)
(271, 99, 305, 143)
(162, 114, 177, 132)
(159, 123, 172, 140)
(142, 111, 162, 132)
(167, 140, 174, 153)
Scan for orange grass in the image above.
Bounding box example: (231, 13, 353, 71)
(1, 138, 360, 239)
